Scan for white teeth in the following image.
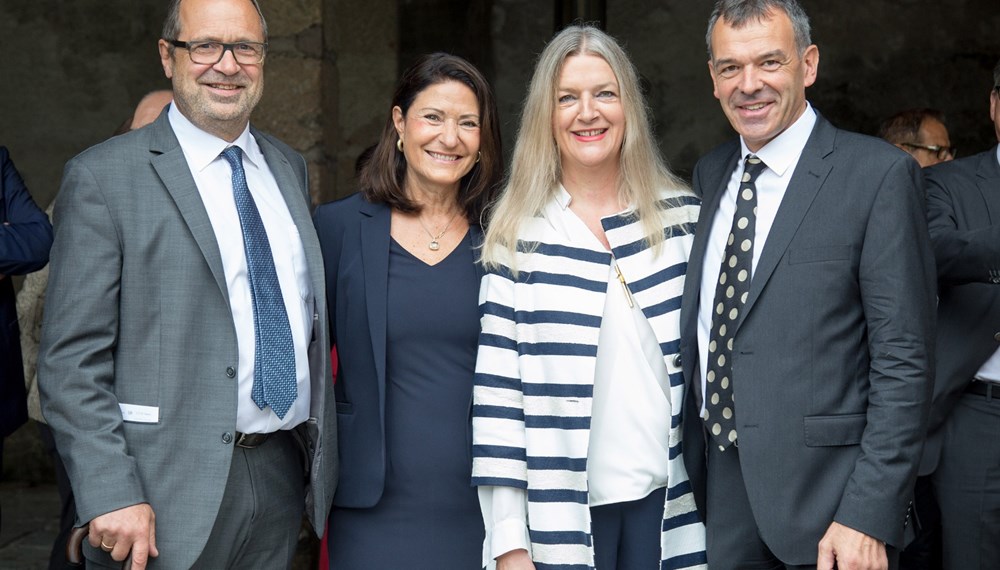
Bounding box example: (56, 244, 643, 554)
(576, 129, 606, 137)
(428, 151, 458, 161)
(744, 103, 766, 110)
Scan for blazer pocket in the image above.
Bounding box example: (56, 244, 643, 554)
(336, 401, 354, 414)
(803, 413, 866, 447)
(788, 245, 852, 264)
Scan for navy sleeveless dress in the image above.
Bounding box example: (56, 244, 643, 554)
(328, 231, 484, 569)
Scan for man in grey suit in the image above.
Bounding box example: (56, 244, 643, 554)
(923, 58, 1000, 569)
(38, 0, 336, 568)
(679, 1, 936, 568)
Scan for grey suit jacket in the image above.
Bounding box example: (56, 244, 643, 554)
(38, 111, 337, 569)
(680, 115, 936, 563)
(921, 146, 1000, 473)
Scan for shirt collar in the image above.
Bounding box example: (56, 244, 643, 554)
(995, 144, 1000, 169)
(555, 184, 573, 210)
(740, 103, 817, 177)
(167, 103, 260, 172)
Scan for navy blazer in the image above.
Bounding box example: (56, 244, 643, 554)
(313, 192, 485, 508)
(0, 146, 53, 437)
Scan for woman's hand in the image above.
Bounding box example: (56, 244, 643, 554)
(497, 549, 535, 570)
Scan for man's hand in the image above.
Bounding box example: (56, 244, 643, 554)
(497, 548, 535, 570)
(88, 503, 158, 570)
(817, 521, 887, 570)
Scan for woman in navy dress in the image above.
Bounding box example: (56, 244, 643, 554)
(313, 53, 502, 568)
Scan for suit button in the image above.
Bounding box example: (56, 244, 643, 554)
(994, 333, 1000, 342)
(673, 354, 682, 368)
(226, 366, 236, 378)
(222, 432, 233, 444)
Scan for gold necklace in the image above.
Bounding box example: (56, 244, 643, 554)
(417, 211, 459, 251)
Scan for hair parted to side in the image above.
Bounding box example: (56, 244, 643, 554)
(877, 108, 946, 145)
(481, 24, 689, 271)
(162, 0, 269, 44)
(361, 53, 502, 222)
(706, 0, 811, 59)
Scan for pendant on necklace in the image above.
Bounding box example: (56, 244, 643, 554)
(428, 240, 440, 251)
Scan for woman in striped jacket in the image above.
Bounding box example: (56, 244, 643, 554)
(473, 25, 708, 570)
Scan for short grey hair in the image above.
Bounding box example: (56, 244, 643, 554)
(706, 0, 811, 59)
(993, 57, 1000, 89)
(162, 0, 268, 42)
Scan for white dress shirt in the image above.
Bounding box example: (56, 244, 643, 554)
(168, 104, 313, 433)
(481, 186, 672, 560)
(973, 147, 1000, 383)
(697, 105, 817, 406)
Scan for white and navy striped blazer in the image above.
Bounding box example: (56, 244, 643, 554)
(472, 189, 708, 570)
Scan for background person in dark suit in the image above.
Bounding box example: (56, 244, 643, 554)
(679, 1, 936, 568)
(312, 52, 501, 569)
(0, 145, 53, 531)
(924, 57, 1000, 570)
(38, 0, 336, 568)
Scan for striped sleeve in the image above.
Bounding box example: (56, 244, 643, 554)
(473, 265, 529, 488)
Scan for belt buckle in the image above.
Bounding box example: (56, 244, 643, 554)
(234, 431, 269, 449)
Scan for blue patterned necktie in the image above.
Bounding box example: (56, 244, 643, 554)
(221, 146, 297, 419)
(703, 154, 766, 449)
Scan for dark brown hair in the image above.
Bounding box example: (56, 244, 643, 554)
(878, 108, 946, 145)
(361, 53, 502, 223)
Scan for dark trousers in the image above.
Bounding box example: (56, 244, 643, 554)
(191, 430, 305, 569)
(38, 423, 78, 570)
(590, 486, 666, 569)
(933, 391, 1000, 570)
(706, 443, 898, 570)
(82, 430, 305, 569)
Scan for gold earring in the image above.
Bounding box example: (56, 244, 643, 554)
(475, 151, 481, 163)
(396, 138, 403, 152)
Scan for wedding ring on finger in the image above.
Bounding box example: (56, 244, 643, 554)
(100, 539, 115, 552)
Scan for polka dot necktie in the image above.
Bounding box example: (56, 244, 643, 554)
(222, 146, 297, 420)
(703, 154, 766, 449)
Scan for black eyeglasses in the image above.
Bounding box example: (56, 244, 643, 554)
(167, 40, 267, 65)
(901, 142, 956, 161)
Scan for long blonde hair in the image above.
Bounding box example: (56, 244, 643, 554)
(481, 24, 689, 269)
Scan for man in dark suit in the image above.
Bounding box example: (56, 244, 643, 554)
(679, 1, 936, 568)
(0, 145, 53, 530)
(923, 57, 1000, 570)
(38, 0, 336, 568)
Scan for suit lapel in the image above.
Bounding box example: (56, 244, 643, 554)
(737, 116, 835, 332)
(149, 114, 230, 305)
(976, 145, 1000, 224)
(253, 130, 325, 306)
(682, 145, 740, 400)
(360, 200, 391, 425)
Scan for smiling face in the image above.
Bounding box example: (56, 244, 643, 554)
(158, 0, 265, 142)
(553, 54, 625, 174)
(708, 9, 818, 152)
(392, 80, 481, 197)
